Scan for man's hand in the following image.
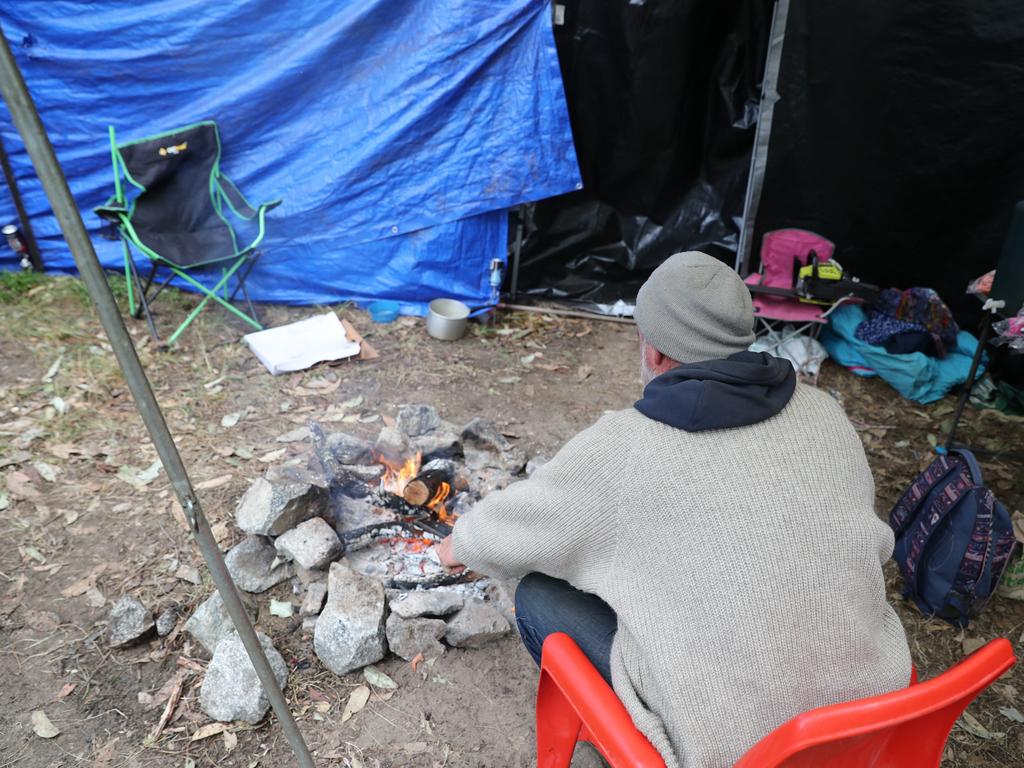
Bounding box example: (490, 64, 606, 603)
(435, 534, 465, 574)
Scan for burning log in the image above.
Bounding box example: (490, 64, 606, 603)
(402, 468, 451, 508)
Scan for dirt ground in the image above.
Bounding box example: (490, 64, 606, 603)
(1, 274, 1023, 768)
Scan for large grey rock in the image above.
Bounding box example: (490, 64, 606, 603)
(389, 589, 464, 619)
(184, 591, 258, 655)
(107, 595, 154, 648)
(461, 418, 525, 473)
(411, 430, 462, 462)
(236, 465, 328, 536)
(327, 432, 375, 465)
(374, 425, 409, 457)
(337, 464, 385, 484)
(274, 517, 342, 570)
(386, 614, 446, 661)
(314, 560, 387, 674)
(484, 579, 519, 625)
(444, 598, 510, 648)
(199, 630, 288, 724)
(301, 581, 328, 616)
(460, 417, 511, 452)
(225, 536, 294, 593)
(396, 404, 442, 437)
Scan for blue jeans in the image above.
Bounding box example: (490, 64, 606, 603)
(515, 572, 617, 685)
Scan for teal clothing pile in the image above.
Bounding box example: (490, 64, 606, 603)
(821, 305, 982, 404)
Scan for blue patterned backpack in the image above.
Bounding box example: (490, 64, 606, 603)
(890, 448, 1017, 627)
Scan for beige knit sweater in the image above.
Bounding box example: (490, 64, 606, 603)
(452, 383, 912, 767)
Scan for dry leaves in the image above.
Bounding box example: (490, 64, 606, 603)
(959, 711, 1005, 740)
(56, 683, 76, 699)
(194, 474, 232, 491)
(342, 685, 371, 722)
(31, 710, 60, 738)
(362, 666, 398, 690)
(962, 636, 987, 656)
(7, 470, 41, 499)
(61, 564, 107, 598)
(190, 722, 228, 742)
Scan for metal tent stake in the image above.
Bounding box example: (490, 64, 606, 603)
(0, 26, 315, 768)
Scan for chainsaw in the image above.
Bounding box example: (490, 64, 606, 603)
(747, 251, 880, 306)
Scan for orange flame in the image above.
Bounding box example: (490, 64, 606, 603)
(427, 481, 452, 521)
(375, 450, 458, 523)
(378, 450, 422, 496)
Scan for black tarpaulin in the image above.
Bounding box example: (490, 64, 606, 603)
(516, 0, 773, 303)
(754, 0, 1024, 322)
(516, 0, 1024, 324)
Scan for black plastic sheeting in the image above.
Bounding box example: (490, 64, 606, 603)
(515, 0, 773, 303)
(516, 1, 1024, 323)
(754, 1, 1024, 323)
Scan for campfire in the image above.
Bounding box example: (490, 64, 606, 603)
(377, 450, 454, 523)
(303, 406, 529, 590)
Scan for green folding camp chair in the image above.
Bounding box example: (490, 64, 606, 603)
(95, 120, 280, 346)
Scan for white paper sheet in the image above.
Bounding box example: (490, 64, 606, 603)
(244, 312, 360, 375)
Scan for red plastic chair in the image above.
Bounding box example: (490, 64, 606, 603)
(536, 632, 1016, 768)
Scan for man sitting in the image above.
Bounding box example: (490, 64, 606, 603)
(436, 252, 911, 768)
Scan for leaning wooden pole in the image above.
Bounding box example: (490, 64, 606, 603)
(0, 25, 315, 768)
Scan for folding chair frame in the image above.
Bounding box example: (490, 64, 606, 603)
(99, 123, 276, 346)
(751, 298, 852, 378)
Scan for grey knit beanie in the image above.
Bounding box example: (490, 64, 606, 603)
(635, 251, 755, 364)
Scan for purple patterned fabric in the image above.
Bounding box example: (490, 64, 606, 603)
(855, 287, 959, 357)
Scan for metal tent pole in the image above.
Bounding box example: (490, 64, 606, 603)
(0, 129, 44, 271)
(0, 25, 315, 768)
(735, 0, 790, 276)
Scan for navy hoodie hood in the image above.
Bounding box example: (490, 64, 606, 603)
(634, 351, 796, 431)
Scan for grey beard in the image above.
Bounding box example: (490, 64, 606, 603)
(639, 349, 658, 387)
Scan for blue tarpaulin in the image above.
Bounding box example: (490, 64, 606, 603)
(0, 1, 579, 312)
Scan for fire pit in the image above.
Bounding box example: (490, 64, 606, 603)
(186, 403, 535, 696)
(306, 406, 529, 590)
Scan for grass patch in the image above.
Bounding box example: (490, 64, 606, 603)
(0, 269, 49, 303)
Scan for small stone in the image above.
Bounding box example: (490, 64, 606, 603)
(225, 536, 294, 593)
(301, 581, 328, 616)
(525, 455, 549, 476)
(107, 595, 155, 648)
(235, 465, 329, 537)
(326, 432, 375, 465)
(156, 606, 179, 637)
(199, 630, 288, 724)
(302, 615, 318, 633)
(389, 589, 464, 619)
(374, 425, 409, 457)
(386, 614, 446, 661)
(396, 404, 442, 437)
(184, 591, 258, 656)
(484, 579, 518, 625)
(444, 598, 510, 648)
(274, 517, 343, 570)
(314, 560, 387, 675)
